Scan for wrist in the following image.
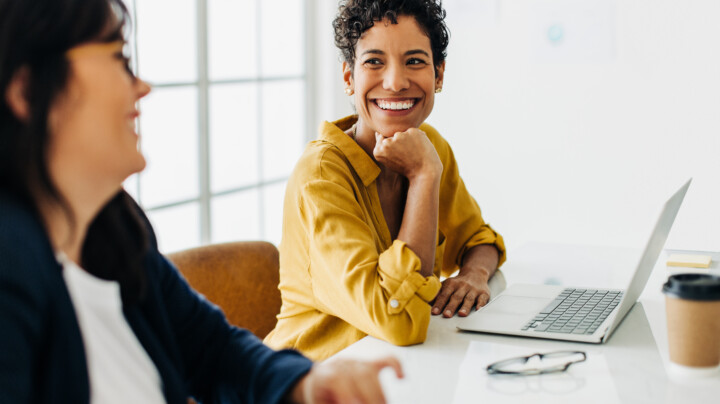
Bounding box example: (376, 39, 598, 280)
(459, 264, 491, 282)
(406, 167, 441, 184)
(288, 372, 312, 404)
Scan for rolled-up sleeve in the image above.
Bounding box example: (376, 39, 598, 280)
(378, 240, 442, 314)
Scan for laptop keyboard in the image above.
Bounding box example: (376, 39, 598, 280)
(521, 288, 624, 335)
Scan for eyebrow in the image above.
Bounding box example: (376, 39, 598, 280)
(360, 49, 431, 57)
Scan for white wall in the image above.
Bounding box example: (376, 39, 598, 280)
(314, 0, 720, 253)
(310, 0, 354, 136)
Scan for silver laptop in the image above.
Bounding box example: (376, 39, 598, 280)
(457, 179, 691, 343)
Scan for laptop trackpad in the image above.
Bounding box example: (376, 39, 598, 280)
(459, 295, 555, 332)
(482, 295, 553, 315)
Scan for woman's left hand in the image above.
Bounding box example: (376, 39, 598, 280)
(290, 356, 404, 404)
(431, 244, 499, 317)
(431, 269, 491, 317)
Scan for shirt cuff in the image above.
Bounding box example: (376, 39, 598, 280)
(378, 240, 442, 314)
(458, 227, 507, 268)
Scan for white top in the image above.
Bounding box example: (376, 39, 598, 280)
(59, 254, 166, 404)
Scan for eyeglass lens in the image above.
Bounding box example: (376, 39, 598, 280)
(493, 351, 586, 374)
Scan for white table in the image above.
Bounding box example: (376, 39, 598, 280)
(332, 243, 720, 404)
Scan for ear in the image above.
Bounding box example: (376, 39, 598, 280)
(435, 61, 445, 90)
(342, 61, 353, 89)
(5, 67, 30, 121)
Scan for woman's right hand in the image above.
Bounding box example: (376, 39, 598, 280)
(290, 356, 404, 404)
(373, 129, 443, 181)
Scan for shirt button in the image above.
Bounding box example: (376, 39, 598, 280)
(389, 299, 399, 308)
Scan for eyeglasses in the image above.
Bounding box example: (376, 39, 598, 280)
(66, 41, 125, 60)
(65, 40, 136, 79)
(486, 351, 587, 376)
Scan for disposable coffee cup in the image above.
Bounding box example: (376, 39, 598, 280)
(662, 274, 720, 373)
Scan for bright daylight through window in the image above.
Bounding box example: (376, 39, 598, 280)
(124, 0, 307, 253)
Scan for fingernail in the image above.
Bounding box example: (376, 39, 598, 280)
(432, 307, 439, 314)
(444, 310, 452, 316)
(460, 309, 467, 315)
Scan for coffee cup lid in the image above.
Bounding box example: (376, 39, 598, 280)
(662, 274, 720, 301)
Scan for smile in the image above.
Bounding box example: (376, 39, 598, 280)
(374, 99, 417, 111)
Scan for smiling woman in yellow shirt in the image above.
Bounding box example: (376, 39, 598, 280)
(264, 0, 506, 361)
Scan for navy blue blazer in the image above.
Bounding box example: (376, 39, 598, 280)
(0, 191, 313, 403)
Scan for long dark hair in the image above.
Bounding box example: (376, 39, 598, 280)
(0, 0, 149, 303)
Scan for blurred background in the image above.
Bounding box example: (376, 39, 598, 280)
(125, 0, 720, 256)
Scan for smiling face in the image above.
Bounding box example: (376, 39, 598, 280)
(344, 15, 444, 137)
(47, 40, 150, 193)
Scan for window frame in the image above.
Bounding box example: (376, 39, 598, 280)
(127, 0, 314, 251)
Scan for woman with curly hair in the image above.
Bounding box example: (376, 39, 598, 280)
(265, 0, 506, 360)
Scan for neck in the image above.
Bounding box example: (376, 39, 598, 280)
(352, 119, 376, 159)
(36, 179, 117, 265)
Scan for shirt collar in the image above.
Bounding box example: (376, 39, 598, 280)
(318, 115, 381, 187)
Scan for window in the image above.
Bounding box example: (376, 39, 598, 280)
(126, 0, 308, 253)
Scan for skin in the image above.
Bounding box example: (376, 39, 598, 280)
(5, 37, 400, 404)
(343, 15, 499, 318)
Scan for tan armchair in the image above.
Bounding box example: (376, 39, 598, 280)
(166, 241, 281, 339)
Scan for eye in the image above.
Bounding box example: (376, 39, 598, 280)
(115, 51, 136, 79)
(407, 58, 428, 66)
(363, 58, 383, 67)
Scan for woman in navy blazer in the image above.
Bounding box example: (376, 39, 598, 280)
(0, 0, 402, 402)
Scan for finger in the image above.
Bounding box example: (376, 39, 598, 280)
(330, 372, 362, 404)
(442, 289, 468, 317)
(356, 368, 386, 404)
(373, 135, 385, 159)
(475, 292, 490, 310)
(431, 285, 453, 315)
(371, 356, 404, 379)
(347, 368, 371, 404)
(373, 132, 383, 148)
(457, 293, 477, 317)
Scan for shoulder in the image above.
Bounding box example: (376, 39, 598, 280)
(291, 140, 354, 185)
(0, 192, 64, 334)
(0, 192, 58, 277)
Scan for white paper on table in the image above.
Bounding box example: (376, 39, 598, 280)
(452, 341, 621, 404)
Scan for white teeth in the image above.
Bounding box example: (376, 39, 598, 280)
(377, 100, 414, 110)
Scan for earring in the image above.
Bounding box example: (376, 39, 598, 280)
(344, 88, 354, 96)
(435, 87, 442, 94)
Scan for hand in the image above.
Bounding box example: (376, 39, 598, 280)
(373, 129, 442, 180)
(291, 356, 404, 404)
(431, 269, 491, 318)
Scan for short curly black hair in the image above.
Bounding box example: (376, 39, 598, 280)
(333, 0, 450, 75)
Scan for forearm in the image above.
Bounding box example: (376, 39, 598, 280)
(396, 173, 441, 277)
(459, 244, 500, 280)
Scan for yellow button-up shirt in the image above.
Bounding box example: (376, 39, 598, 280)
(264, 116, 506, 360)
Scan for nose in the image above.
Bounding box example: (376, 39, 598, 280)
(135, 78, 152, 100)
(382, 63, 409, 93)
